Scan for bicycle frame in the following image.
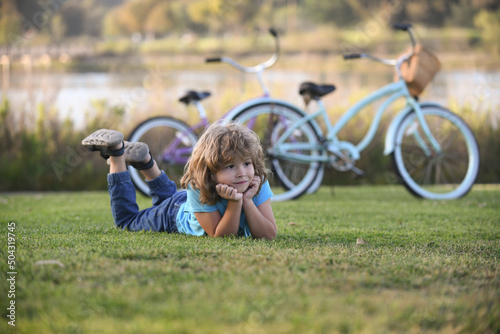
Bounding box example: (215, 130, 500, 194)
(273, 79, 442, 164)
(160, 101, 209, 164)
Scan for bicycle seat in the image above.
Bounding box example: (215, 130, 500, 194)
(299, 82, 336, 99)
(179, 91, 211, 105)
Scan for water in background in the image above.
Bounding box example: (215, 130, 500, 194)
(4, 67, 500, 130)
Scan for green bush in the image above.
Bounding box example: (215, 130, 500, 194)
(0, 94, 498, 192)
(0, 98, 126, 191)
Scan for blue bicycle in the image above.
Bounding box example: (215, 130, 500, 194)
(224, 24, 480, 201)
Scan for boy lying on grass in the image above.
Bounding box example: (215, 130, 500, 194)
(82, 122, 277, 240)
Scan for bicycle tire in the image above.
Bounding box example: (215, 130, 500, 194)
(128, 117, 198, 196)
(229, 102, 324, 201)
(391, 106, 479, 200)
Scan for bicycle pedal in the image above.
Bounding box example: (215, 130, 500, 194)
(351, 167, 365, 178)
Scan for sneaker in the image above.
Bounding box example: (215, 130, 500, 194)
(106, 141, 154, 170)
(122, 141, 149, 165)
(82, 129, 124, 159)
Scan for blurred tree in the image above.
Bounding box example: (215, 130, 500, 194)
(58, 4, 85, 37)
(302, 0, 357, 27)
(219, 0, 264, 34)
(1, 0, 499, 49)
(50, 14, 66, 42)
(186, 0, 221, 34)
(345, 0, 375, 21)
(400, 0, 454, 27)
(115, 0, 144, 34)
(103, 0, 163, 38)
(144, 2, 175, 39)
(449, 0, 476, 27)
(186, 0, 265, 35)
(80, 0, 109, 37)
(103, 7, 122, 37)
(0, 0, 22, 44)
(13, 0, 42, 25)
(472, 0, 499, 11)
(474, 8, 500, 52)
(252, 0, 275, 31)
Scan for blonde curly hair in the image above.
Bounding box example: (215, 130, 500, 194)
(180, 121, 268, 205)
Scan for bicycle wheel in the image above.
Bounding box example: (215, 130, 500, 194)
(269, 115, 325, 196)
(128, 117, 198, 196)
(392, 106, 479, 200)
(229, 102, 324, 201)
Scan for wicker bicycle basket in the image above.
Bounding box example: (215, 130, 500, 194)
(395, 44, 441, 96)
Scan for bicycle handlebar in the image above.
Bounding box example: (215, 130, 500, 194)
(343, 53, 361, 60)
(206, 57, 221, 63)
(392, 23, 412, 31)
(342, 23, 416, 68)
(205, 28, 280, 74)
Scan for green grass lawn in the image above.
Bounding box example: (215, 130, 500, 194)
(1, 185, 499, 334)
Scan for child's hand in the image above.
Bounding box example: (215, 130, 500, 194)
(216, 183, 243, 202)
(243, 176, 261, 200)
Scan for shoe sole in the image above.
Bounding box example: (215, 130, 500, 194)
(82, 129, 124, 151)
(123, 141, 149, 163)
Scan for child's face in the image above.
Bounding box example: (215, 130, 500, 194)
(215, 156, 255, 193)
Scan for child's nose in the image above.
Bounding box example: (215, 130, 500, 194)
(236, 166, 246, 176)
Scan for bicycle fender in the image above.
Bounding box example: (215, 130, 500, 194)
(222, 97, 324, 137)
(383, 102, 443, 156)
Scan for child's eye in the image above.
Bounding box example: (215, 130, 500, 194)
(244, 161, 252, 167)
(226, 164, 234, 169)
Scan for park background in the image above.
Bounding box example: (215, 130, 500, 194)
(0, 0, 499, 191)
(1, 2, 499, 334)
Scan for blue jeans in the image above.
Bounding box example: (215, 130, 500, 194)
(107, 171, 187, 232)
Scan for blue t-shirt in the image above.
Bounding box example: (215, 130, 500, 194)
(176, 180, 273, 237)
